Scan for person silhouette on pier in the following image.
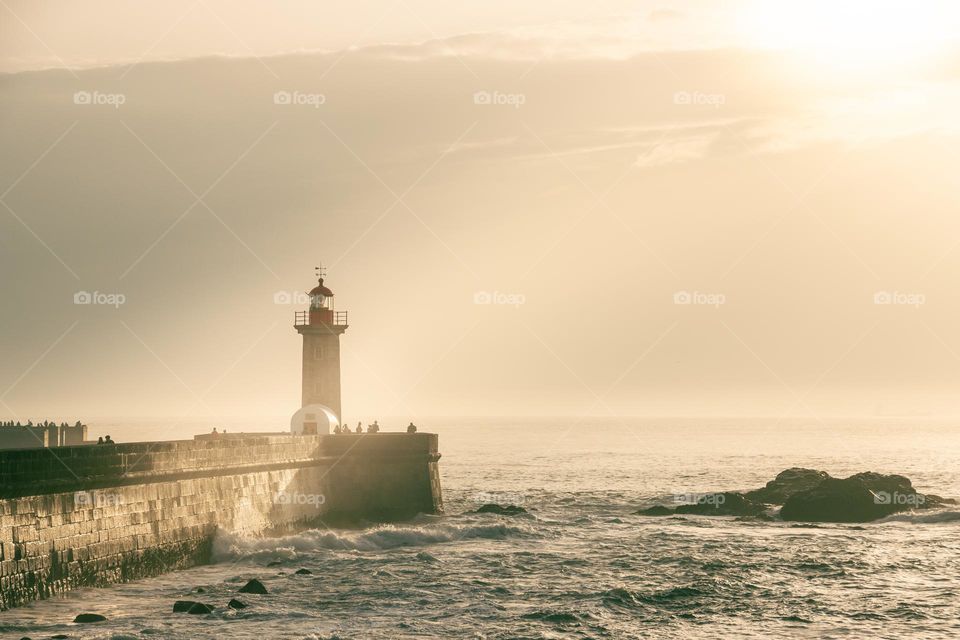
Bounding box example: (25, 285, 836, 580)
(407, 422, 417, 434)
(97, 436, 104, 445)
(104, 435, 115, 445)
(355, 423, 363, 434)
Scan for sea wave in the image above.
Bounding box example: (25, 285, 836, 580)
(212, 521, 531, 560)
(877, 510, 960, 524)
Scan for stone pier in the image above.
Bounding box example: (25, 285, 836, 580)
(0, 433, 442, 610)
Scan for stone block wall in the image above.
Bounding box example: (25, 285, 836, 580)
(0, 433, 441, 610)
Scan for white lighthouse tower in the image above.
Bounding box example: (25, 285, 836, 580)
(290, 266, 348, 434)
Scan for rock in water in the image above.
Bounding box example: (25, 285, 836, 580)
(187, 602, 215, 614)
(294, 568, 312, 575)
(173, 600, 215, 614)
(634, 505, 673, 516)
(238, 578, 268, 594)
(635, 493, 765, 517)
(228, 598, 248, 610)
(781, 472, 921, 522)
(922, 494, 958, 509)
(475, 503, 527, 516)
(74, 613, 107, 623)
(744, 468, 831, 504)
(674, 492, 766, 516)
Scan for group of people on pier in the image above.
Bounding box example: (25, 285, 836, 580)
(332, 421, 418, 434)
(1, 420, 83, 428)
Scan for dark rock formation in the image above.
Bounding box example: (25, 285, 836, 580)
(266, 560, 283, 567)
(634, 468, 951, 523)
(475, 504, 527, 516)
(294, 568, 312, 575)
(635, 493, 766, 517)
(781, 472, 924, 523)
(238, 579, 268, 594)
(744, 468, 830, 504)
(228, 598, 248, 610)
(674, 492, 766, 516)
(174, 600, 214, 614)
(920, 494, 958, 508)
(73, 613, 107, 623)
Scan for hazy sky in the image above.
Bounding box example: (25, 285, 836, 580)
(3, 1, 960, 424)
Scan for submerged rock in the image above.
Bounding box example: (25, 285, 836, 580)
(475, 503, 527, 516)
(238, 578, 268, 594)
(781, 472, 922, 523)
(634, 505, 672, 516)
(294, 568, 312, 575)
(73, 613, 107, 623)
(744, 468, 830, 504)
(416, 551, 439, 563)
(173, 600, 214, 614)
(735, 513, 775, 522)
(187, 603, 215, 615)
(228, 599, 248, 610)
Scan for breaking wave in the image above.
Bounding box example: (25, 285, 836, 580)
(877, 510, 960, 524)
(212, 521, 532, 561)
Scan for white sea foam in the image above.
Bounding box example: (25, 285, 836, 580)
(877, 510, 960, 524)
(212, 522, 529, 561)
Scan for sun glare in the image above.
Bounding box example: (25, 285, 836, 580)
(740, 0, 960, 73)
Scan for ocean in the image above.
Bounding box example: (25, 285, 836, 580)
(2, 417, 959, 639)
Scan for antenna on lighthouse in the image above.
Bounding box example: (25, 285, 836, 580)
(315, 264, 327, 280)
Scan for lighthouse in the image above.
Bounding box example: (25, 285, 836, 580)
(292, 267, 348, 433)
